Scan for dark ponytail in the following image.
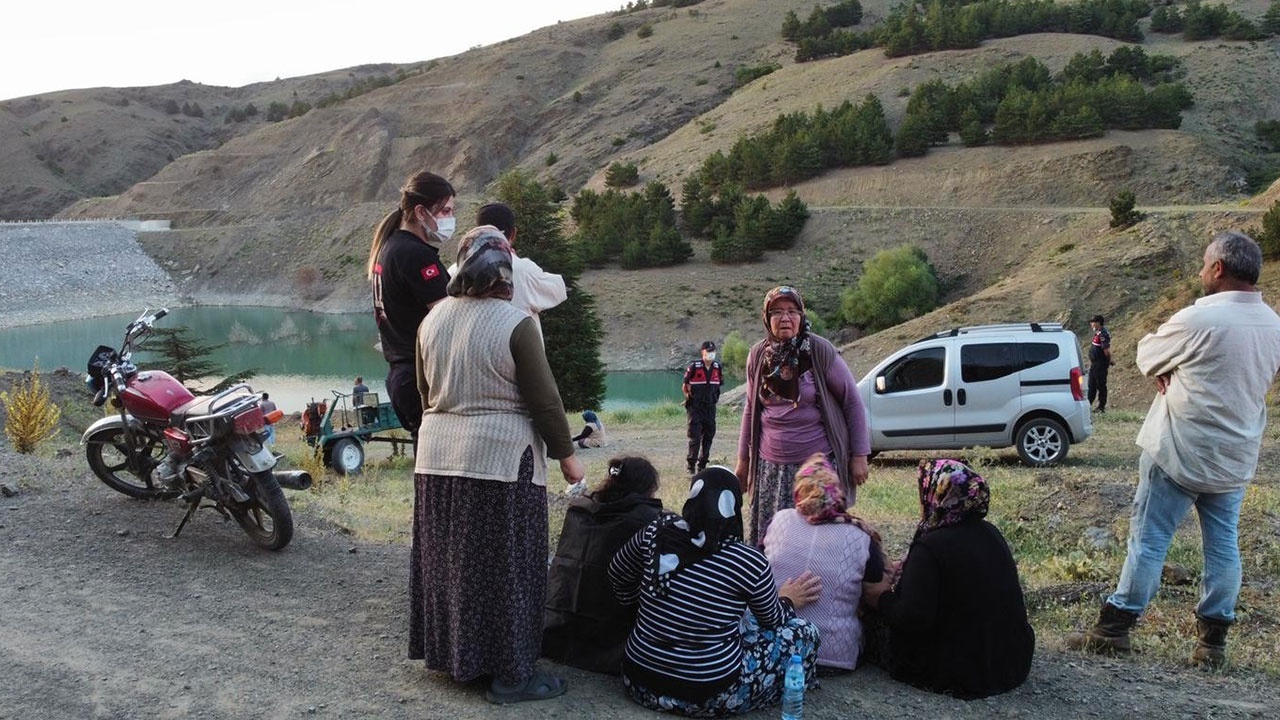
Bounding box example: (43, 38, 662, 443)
(592, 456, 659, 504)
(367, 170, 456, 279)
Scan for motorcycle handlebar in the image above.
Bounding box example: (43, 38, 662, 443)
(153, 308, 168, 321)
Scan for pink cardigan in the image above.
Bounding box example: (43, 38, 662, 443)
(762, 509, 872, 670)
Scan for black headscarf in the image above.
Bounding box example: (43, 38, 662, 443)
(760, 285, 813, 403)
(643, 466, 743, 597)
(447, 225, 513, 299)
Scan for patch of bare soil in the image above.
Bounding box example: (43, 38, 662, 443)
(4, 376, 1280, 718)
(2, 447, 1279, 720)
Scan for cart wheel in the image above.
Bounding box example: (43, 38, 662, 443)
(331, 438, 365, 476)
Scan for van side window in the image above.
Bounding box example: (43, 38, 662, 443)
(880, 347, 946, 392)
(961, 342, 1020, 382)
(1021, 342, 1060, 370)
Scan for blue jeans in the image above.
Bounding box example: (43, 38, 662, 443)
(1108, 453, 1245, 623)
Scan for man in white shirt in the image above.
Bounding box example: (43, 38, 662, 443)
(466, 203, 567, 332)
(1069, 231, 1280, 667)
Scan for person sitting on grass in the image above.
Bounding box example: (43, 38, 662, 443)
(572, 409, 606, 448)
(609, 466, 821, 717)
(763, 452, 886, 673)
(860, 458, 1034, 700)
(543, 456, 666, 675)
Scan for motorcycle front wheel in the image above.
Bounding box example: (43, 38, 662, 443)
(228, 471, 294, 550)
(84, 426, 179, 500)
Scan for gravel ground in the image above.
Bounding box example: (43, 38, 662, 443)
(2, 444, 1279, 720)
(0, 223, 180, 330)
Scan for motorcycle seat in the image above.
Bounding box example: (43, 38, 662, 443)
(170, 392, 258, 428)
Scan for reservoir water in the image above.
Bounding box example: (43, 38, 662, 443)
(0, 307, 735, 413)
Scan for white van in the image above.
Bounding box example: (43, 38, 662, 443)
(857, 323, 1092, 466)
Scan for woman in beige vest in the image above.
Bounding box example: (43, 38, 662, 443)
(409, 226, 585, 704)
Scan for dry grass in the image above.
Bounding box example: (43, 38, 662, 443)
(282, 402, 1280, 679)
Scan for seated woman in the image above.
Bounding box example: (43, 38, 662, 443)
(572, 410, 606, 448)
(609, 466, 821, 717)
(762, 453, 886, 672)
(543, 456, 666, 674)
(861, 459, 1034, 699)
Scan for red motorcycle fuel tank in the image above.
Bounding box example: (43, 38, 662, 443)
(122, 371, 195, 424)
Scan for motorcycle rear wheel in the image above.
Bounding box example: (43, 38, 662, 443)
(84, 426, 179, 500)
(228, 471, 294, 550)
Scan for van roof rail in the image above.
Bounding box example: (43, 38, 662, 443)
(910, 322, 1064, 344)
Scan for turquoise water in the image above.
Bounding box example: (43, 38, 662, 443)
(0, 307, 733, 413)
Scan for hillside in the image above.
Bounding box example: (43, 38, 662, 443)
(2, 0, 1279, 396)
(0, 66, 418, 220)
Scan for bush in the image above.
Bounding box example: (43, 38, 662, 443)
(0, 366, 61, 454)
(1251, 200, 1280, 259)
(1109, 189, 1142, 229)
(637, 23, 654, 38)
(734, 63, 780, 87)
(1258, 119, 1280, 152)
(841, 246, 940, 332)
(605, 161, 640, 187)
(719, 331, 750, 377)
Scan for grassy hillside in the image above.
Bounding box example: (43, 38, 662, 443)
(2, 0, 1279, 407)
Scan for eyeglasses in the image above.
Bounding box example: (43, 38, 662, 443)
(768, 309, 802, 319)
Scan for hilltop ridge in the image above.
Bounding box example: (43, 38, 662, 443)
(0, 0, 1278, 393)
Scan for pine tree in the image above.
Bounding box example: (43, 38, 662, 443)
(137, 327, 257, 393)
(492, 170, 605, 411)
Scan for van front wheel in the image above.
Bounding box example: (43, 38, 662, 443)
(1015, 418, 1069, 466)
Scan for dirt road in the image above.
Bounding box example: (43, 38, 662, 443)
(2, 447, 1278, 720)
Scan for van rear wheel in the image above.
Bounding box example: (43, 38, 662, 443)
(1015, 418, 1069, 466)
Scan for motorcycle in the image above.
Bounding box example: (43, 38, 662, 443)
(81, 308, 312, 550)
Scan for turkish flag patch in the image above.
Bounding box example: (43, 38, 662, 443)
(421, 264, 441, 281)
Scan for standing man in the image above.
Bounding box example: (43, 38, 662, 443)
(471, 202, 567, 332)
(683, 341, 724, 474)
(1068, 232, 1280, 667)
(1088, 314, 1112, 413)
(259, 392, 278, 446)
(352, 376, 369, 406)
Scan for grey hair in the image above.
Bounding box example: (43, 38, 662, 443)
(1207, 231, 1262, 284)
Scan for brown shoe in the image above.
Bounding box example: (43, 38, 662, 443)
(1190, 615, 1230, 668)
(1066, 602, 1139, 654)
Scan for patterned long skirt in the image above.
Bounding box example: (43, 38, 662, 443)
(623, 617, 820, 717)
(408, 447, 547, 684)
(747, 458, 804, 546)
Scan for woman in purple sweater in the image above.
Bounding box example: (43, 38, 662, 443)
(763, 453, 886, 671)
(734, 286, 871, 545)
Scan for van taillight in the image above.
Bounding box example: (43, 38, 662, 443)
(1070, 367, 1085, 401)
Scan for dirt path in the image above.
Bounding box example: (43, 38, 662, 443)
(2, 448, 1278, 720)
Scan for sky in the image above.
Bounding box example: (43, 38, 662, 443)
(1, 0, 625, 101)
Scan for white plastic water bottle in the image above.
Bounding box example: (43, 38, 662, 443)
(781, 653, 805, 720)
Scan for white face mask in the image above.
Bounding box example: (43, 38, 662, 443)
(434, 216, 456, 241)
(705, 352, 717, 362)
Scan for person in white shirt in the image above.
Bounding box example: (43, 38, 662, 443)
(448, 203, 566, 333)
(1068, 231, 1280, 667)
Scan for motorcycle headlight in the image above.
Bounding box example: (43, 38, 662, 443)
(84, 374, 103, 394)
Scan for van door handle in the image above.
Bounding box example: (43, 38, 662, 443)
(943, 389, 953, 406)
(957, 388, 967, 405)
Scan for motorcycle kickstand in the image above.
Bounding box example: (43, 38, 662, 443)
(168, 500, 201, 539)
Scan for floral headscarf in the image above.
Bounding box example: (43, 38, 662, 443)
(760, 285, 812, 403)
(447, 225, 513, 299)
(793, 453, 882, 543)
(644, 466, 743, 597)
(916, 458, 989, 535)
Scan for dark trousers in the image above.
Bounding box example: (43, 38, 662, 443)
(386, 362, 421, 453)
(686, 404, 716, 469)
(1088, 362, 1109, 411)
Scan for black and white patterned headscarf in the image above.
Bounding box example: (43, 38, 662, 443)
(644, 466, 743, 597)
(447, 225, 513, 299)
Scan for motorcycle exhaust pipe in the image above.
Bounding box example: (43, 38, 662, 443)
(274, 470, 313, 491)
